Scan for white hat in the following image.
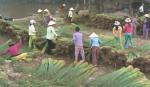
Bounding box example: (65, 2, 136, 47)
(114, 21, 120, 26)
(37, 9, 42, 13)
(48, 21, 56, 26)
(69, 7, 74, 11)
(44, 9, 49, 12)
(62, 3, 66, 7)
(125, 18, 131, 23)
(89, 32, 98, 38)
(144, 14, 150, 18)
(30, 19, 36, 24)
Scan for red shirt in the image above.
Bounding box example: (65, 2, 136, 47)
(123, 23, 133, 33)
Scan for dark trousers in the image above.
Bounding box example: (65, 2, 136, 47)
(47, 39, 55, 54)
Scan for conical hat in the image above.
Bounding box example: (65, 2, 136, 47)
(69, 7, 74, 11)
(48, 21, 56, 26)
(144, 14, 150, 18)
(114, 21, 120, 26)
(30, 19, 36, 24)
(89, 32, 98, 38)
(37, 9, 42, 13)
(44, 9, 49, 12)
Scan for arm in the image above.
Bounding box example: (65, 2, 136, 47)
(52, 28, 57, 36)
(73, 34, 76, 44)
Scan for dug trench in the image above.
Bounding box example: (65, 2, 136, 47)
(0, 20, 150, 77)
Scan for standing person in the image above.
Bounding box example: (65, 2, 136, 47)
(113, 21, 123, 49)
(123, 18, 134, 48)
(46, 21, 58, 54)
(73, 27, 85, 61)
(132, 14, 139, 37)
(44, 9, 55, 26)
(139, 3, 144, 16)
(143, 14, 150, 39)
(89, 32, 101, 66)
(0, 36, 28, 61)
(68, 7, 74, 23)
(28, 19, 36, 49)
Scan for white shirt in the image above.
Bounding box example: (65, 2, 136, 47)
(46, 26, 57, 40)
(139, 5, 144, 13)
(68, 11, 73, 17)
(28, 25, 36, 36)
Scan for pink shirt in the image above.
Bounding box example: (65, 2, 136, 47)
(6, 41, 22, 56)
(124, 23, 133, 33)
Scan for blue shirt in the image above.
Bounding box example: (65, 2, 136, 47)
(90, 37, 101, 47)
(73, 32, 83, 46)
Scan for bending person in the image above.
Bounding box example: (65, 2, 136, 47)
(113, 20, 123, 49)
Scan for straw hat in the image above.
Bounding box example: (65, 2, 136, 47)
(125, 18, 131, 23)
(69, 7, 74, 11)
(48, 21, 56, 26)
(37, 9, 42, 13)
(144, 14, 150, 18)
(114, 21, 120, 26)
(89, 32, 98, 38)
(30, 19, 36, 24)
(44, 9, 49, 12)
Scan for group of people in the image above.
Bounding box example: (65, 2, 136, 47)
(1, 6, 150, 66)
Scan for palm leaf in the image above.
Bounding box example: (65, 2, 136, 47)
(86, 66, 150, 87)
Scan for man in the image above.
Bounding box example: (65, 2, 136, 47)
(0, 37, 28, 60)
(73, 27, 85, 61)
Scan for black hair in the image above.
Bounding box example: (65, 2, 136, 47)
(75, 27, 80, 32)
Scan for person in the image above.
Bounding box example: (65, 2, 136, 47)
(73, 27, 85, 61)
(46, 21, 58, 54)
(123, 18, 134, 48)
(68, 7, 74, 23)
(44, 9, 55, 26)
(89, 32, 101, 66)
(132, 14, 139, 37)
(113, 21, 123, 49)
(0, 36, 28, 61)
(139, 3, 144, 16)
(28, 19, 36, 49)
(143, 14, 150, 39)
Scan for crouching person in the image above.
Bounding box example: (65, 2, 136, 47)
(89, 32, 101, 66)
(0, 37, 28, 61)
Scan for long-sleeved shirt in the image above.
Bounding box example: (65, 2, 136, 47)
(90, 37, 101, 47)
(73, 32, 83, 46)
(123, 23, 133, 33)
(29, 25, 36, 36)
(5, 40, 22, 56)
(113, 26, 122, 38)
(68, 11, 73, 17)
(46, 26, 57, 40)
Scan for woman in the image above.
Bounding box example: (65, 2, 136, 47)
(46, 21, 57, 54)
(89, 32, 101, 66)
(113, 20, 123, 49)
(143, 14, 150, 39)
(28, 19, 36, 49)
(123, 18, 134, 48)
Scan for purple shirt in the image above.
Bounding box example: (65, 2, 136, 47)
(73, 32, 83, 46)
